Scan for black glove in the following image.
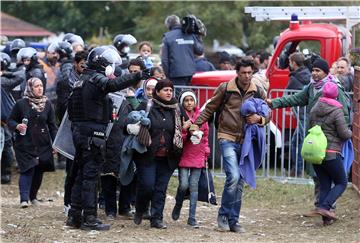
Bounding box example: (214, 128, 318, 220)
(141, 68, 151, 80)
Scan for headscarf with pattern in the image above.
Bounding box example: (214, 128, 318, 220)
(23, 77, 47, 112)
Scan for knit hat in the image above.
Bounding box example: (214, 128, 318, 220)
(154, 78, 174, 92)
(312, 58, 329, 74)
(322, 81, 338, 99)
(179, 90, 197, 105)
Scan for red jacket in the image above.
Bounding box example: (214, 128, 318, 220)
(179, 106, 210, 168)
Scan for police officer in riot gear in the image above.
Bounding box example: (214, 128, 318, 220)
(113, 34, 137, 72)
(66, 46, 150, 231)
(9, 38, 26, 64)
(14, 47, 46, 100)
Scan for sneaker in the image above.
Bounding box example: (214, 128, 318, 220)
(64, 204, 71, 216)
(1, 175, 11, 184)
(229, 222, 245, 233)
(171, 204, 182, 221)
(303, 209, 320, 217)
(187, 218, 199, 228)
(106, 214, 116, 221)
(81, 215, 110, 231)
(119, 211, 134, 220)
(150, 219, 167, 229)
(217, 215, 230, 231)
(20, 201, 29, 208)
(31, 199, 41, 207)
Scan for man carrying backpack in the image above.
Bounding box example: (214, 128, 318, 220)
(266, 58, 351, 215)
(191, 58, 269, 233)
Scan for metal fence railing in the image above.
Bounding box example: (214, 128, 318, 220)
(174, 85, 353, 183)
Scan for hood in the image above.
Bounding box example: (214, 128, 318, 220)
(311, 100, 339, 118)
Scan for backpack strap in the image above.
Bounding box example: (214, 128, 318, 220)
(214, 83, 232, 128)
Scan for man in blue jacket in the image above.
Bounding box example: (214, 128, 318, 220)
(161, 15, 204, 89)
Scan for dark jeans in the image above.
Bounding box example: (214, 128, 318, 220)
(64, 158, 78, 206)
(100, 175, 136, 216)
(119, 177, 136, 214)
(1, 139, 13, 177)
(291, 126, 304, 175)
(171, 76, 192, 98)
(175, 168, 201, 220)
(313, 154, 347, 210)
(100, 175, 117, 215)
(70, 127, 104, 217)
(19, 165, 43, 202)
(135, 157, 174, 221)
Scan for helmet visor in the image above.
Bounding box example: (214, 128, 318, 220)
(17, 47, 36, 63)
(122, 34, 137, 46)
(101, 48, 122, 66)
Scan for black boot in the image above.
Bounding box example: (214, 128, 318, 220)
(81, 215, 110, 231)
(133, 212, 143, 225)
(171, 204, 182, 221)
(66, 208, 82, 228)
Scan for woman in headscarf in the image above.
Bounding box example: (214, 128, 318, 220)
(8, 77, 57, 208)
(129, 79, 183, 229)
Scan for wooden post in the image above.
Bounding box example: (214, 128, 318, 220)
(352, 66, 360, 193)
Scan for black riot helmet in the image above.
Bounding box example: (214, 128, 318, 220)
(0, 52, 11, 71)
(63, 33, 75, 42)
(87, 46, 122, 73)
(56, 41, 73, 59)
(10, 38, 26, 54)
(68, 34, 84, 47)
(113, 34, 137, 53)
(16, 47, 37, 64)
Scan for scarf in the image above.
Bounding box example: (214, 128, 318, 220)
(23, 78, 48, 112)
(310, 74, 335, 90)
(153, 95, 183, 150)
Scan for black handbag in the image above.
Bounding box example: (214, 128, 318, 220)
(184, 164, 217, 205)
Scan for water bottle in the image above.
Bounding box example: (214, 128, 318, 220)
(20, 118, 28, 136)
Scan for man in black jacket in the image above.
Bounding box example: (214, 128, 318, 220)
(66, 46, 149, 231)
(286, 52, 311, 177)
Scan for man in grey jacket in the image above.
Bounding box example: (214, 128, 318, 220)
(161, 15, 204, 89)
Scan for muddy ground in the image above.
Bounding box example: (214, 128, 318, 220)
(1, 170, 360, 242)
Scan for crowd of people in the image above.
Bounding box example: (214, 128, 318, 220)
(0, 13, 355, 233)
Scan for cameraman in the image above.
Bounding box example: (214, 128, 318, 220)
(161, 15, 204, 93)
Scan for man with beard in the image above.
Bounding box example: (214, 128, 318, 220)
(39, 42, 60, 102)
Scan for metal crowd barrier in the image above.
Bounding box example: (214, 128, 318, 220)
(173, 85, 353, 184)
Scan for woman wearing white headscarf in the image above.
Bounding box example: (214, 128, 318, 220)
(8, 77, 57, 208)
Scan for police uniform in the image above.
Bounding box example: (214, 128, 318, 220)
(66, 66, 144, 230)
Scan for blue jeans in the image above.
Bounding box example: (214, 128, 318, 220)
(291, 126, 305, 175)
(135, 157, 174, 221)
(313, 154, 347, 210)
(175, 168, 202, 220)
(218, 139, 244, 226)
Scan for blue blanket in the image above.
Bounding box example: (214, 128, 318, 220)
(239, 98, 270, 188)
(119, 111, 150, 185)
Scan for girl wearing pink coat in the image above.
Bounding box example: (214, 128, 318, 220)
(171, 90, 210, 228)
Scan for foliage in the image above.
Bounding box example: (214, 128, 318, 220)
(2, 1, 358, 51)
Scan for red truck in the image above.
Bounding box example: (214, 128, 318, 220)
(191, 13, 352, 146)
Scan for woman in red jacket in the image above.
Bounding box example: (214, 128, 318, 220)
(171, 90, 210, 228)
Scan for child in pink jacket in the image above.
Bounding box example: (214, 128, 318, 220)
(171, 90, 210, 228)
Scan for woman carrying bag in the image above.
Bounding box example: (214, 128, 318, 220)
(8, 77, 57, 208)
